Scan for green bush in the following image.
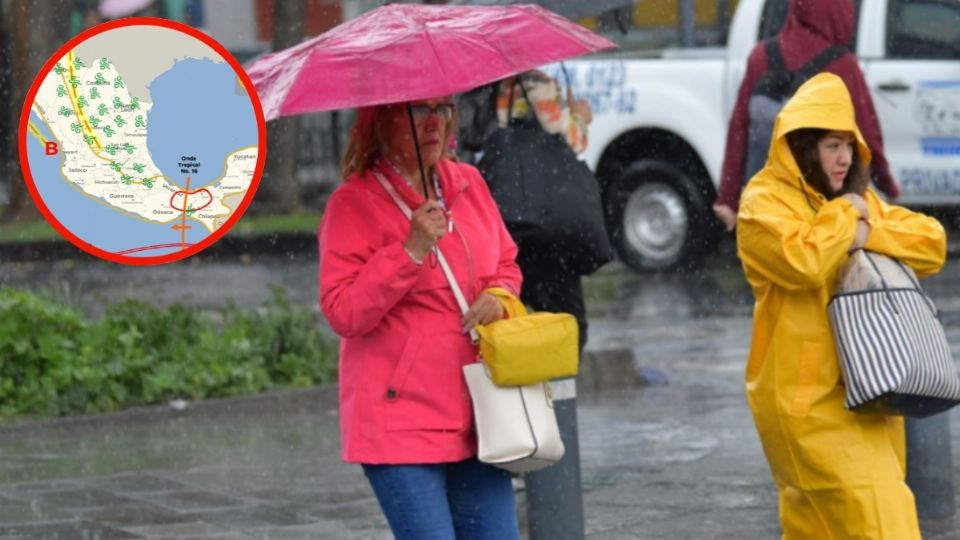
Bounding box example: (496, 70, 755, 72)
(0, 286, 337, 418)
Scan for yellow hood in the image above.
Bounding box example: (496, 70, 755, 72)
(766, 72, 872, 191)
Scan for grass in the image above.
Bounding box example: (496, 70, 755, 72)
(0, 218, 59, 243)
(0, 211, 321, 244)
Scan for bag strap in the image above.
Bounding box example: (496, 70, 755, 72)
(790, 45, 847, 93)
(373, 171, 480, 342)
(860, 250, 900, 315)
(860, 250, 939, 318)
(503, 73, 543, 131)
(765, 38, 787, 76)
(484, 286, 528, 318)
(860, 250, 891, 290)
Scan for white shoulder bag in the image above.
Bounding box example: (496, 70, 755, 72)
(374, 171, 564, 473)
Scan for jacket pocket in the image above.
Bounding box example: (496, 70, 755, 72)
(383, 334, 467, 432)
(790, 340, 823, 416)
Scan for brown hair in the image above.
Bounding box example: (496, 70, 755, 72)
(785, 128, 870, 199)
(340, 102, 460, 180)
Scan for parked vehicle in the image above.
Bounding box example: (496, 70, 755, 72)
(555, 0, 960, 272)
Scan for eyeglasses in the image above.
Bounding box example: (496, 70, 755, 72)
(409, 103, 455, 123)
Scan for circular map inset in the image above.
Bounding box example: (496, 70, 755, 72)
(20, 18, 265, 265)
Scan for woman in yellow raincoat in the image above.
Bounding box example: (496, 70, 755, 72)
(737, 72, 946, 539)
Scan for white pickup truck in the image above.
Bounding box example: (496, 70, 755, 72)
(552, 0, 960, 272)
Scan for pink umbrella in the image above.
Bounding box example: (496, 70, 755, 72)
(246, 3, 617, 121)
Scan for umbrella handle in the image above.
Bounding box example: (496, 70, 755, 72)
(405, 104, 430, 198)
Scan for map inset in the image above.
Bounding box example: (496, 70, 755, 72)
(22, 21, 263, 262)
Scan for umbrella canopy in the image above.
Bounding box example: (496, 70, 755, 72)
(246, 3, 616, 121)
(448, 0, 636, 22)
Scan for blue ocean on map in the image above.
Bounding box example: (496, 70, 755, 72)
(28, 58, 257, 258)
(147, 59, 257, 188)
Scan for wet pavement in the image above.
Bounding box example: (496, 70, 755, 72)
(2, 243, 960, 539)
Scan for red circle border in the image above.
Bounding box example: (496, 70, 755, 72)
(17, 17, 268, 266)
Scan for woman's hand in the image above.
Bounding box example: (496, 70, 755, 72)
(712, 203, 737, 232)
(841, 193, 869, 220)
(461, 293, 504, 334)
(404, 200, 447, 261)
(851, 219, 871, 251)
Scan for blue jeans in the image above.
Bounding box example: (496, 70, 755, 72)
(362, 457, 520, 540)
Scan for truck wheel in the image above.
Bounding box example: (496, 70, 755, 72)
(605, 160, 713, 273)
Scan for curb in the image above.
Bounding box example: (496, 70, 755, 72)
(0, 384, 338, 434)
(0, 231, 317, 263)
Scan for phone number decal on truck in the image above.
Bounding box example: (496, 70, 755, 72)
(550, 63, 638, 115)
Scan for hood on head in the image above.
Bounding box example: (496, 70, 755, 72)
(765, 72, 871, 183)
(788, 0, 854, 47)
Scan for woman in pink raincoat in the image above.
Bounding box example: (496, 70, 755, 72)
(319, 96, 523, 539)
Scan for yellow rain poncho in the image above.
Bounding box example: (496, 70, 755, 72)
(737, 72, 946, 539)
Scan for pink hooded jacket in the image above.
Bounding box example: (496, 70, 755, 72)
(319, 158, 522, 464)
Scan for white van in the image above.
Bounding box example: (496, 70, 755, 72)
(556, 0, 960, 272)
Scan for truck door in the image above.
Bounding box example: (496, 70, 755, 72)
(862, 0, 960, 204)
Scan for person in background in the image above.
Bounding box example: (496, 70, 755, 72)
(491, 70, 596, 540)
(737, 72, 944, 538)
(713, 0, 900, 232)
(492, 69, 593, 351)
(319, 96, 523, 539)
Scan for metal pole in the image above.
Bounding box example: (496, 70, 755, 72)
(906, 413, 955, 519)
(525, 378, 584, 540)
(679, 0, 696, 48)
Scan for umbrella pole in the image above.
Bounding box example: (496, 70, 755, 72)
(405, 105, 430, 198)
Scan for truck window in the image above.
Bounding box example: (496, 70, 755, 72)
(757, 0, 861, 49)
(886, 0, 960, 59)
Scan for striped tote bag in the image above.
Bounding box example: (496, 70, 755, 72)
(828, 250, 960, 417)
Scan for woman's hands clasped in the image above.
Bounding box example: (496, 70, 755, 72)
(404, 200, 447, 261)
(842, 193, 871, 251)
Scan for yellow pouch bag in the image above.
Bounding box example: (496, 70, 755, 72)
(476, 287, 579, 386)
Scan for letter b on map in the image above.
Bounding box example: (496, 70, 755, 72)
(45, 142, 58, 155)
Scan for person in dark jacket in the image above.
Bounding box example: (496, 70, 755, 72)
(713, 0, 900, 231)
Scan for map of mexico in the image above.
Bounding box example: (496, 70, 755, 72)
(19, 18, 265, 264)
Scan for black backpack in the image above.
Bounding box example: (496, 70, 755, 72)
(743, 39, 848, 185)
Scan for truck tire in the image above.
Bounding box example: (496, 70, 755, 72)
(604, 160, 713, 273)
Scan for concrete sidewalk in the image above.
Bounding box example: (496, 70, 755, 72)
(2, 314, 959, 539)
(0, 373, 779, 539)
(2, 257, 960, 539)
